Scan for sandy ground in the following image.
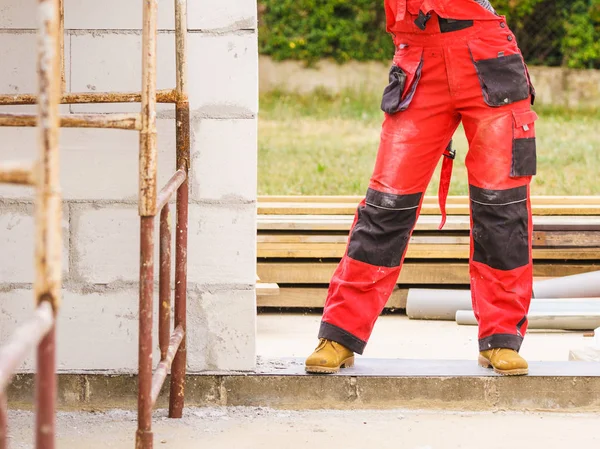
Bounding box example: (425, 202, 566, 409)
(257, 313, 592, 362)
(6, 407, 600, 449)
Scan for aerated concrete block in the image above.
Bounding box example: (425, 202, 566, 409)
(187, 33, 258, 116)
(188, 0, 257, 31)
(0, 204, 70, 283)
(190, 118, 257, 202)
(71, 204, 153, 284)
(187, 203, 256, 285)
(0, 288, 159, 372)
(0, 31, 70, 114)
(0, 119, 176, 201)
(73, 202, 254, 285)
(0, 0, 36, 29)
(187, 288, 256, 372)
(69, 32, 176, 113)
(64, 0, 175, 30)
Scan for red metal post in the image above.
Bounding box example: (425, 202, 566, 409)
(169, 99, 189, 419)
(137, 217, 154, 449)
(159, 205, 172, 361)
(36, 326, 56, 449)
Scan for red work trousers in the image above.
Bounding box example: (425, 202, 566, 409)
(320, 13, 538, 354)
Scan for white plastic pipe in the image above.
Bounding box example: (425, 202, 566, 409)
(532, 270, 600, 299)
(456, 310, 600, 331)
(407, 270, 600, 320)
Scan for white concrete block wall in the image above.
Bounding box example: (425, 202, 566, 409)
(0, 0, 258, 372)
(0, 288, 159, 372)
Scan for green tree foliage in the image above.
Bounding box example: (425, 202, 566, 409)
(258, 0, 395, 64)
(562, 0, 600, 69)
(258, 0, 600, 68)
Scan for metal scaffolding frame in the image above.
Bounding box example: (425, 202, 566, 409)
(0, 1, 190, 448)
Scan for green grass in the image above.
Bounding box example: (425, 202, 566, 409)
(258, 89, 600, 196)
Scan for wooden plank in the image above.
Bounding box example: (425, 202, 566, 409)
(258, 215, 600, 232)
(256, 283, 280, 296)
(257, 287, 408, 309)
(257, 234, 470, 245)
(259, 195, 600, 206)
(258, 231, 600, 248)
(258, 215, 466, 231)
(258, 203, 600, 216)
(257, 243, 600, 260)
(534, 231, 600, 247)
(256, 262, 600, 285)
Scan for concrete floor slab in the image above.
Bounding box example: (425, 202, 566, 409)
(253, 357, 600, 377)
(257, 313, 595, 362)
(5, 408, 600, 449)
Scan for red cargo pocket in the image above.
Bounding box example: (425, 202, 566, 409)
(467, 34, 531, 107)
(381, 45, 424, 114)
(510, 109, 538, 177)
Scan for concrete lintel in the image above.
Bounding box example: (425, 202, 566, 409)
(7, 359, 600, 412)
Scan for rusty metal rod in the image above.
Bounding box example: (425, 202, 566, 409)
(0, 113, 141, 130)
(137, 0, 159, 445)
(156, 170, 186, 212)
(139, 0, 159, 218)
(36, 324, 56, 449)
(0, 303, 54, 392)
(150, 326, 185, 407)
(159, 204, 172, 361)
(137, 217, 155, 449)
(59, 0, 65, 93)
(0, 161, 36, 185)
(0, 89, 179, 106)
(35, 1, 62, 448)
(175, 0, 188, 96)
(169, 103, 189, 419)
(0, 393, 7, 449)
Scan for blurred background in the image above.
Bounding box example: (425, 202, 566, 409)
(256, 0, 600, 196)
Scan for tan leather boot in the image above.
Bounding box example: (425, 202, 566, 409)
(305, 339, 355, 374)
(479, 348, 528, 376)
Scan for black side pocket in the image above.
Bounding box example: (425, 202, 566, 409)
(511, 109, 538, 177)
(381, 65, 407, 114)
(511, 138, 536, 177)
(473, 54, 530, 106)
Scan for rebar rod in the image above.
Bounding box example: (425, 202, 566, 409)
(150, 326, 185, 407)
(0, 113, 141, 130)
(0, 161, 36, 185)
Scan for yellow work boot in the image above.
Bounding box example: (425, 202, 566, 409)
(305, 339, 355, 374)
(479, 348, 529, 376)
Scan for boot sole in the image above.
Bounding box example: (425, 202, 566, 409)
(478, 355, 528, 376)
(305, 356, 355, 374)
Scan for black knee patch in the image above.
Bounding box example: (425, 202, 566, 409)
(347, 189, 422, 267)
(470, 185, 530, 271)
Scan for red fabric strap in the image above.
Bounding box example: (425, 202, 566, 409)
(438, 153, 454, 230)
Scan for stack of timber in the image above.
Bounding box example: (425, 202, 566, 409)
(257, 196, 600, 309)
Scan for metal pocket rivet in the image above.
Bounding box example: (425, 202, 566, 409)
(507, 35, 513, 41)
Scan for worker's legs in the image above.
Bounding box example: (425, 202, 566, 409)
(449, 18, 536, 364)
(317, 43, 460, 356)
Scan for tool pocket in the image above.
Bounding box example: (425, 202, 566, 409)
(467, 34, 531, 107)
(380, 45, 424, 114)
(510, 109, 538, 177)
